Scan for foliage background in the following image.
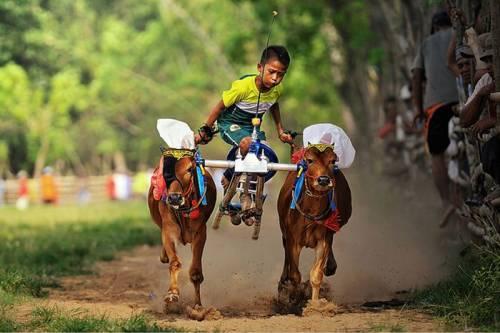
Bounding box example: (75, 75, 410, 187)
(0, 0, 357, 177)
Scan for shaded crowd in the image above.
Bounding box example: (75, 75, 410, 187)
(379, 6, 499, 237)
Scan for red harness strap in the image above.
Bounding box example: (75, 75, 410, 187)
(291, 148, 306, 164)
(151, 157, 166, 201)
(324, 209, 340, 232)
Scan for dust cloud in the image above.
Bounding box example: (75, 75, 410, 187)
(150, 162, 466, 313)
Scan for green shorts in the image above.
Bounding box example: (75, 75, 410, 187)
(218, 122, 266, 146)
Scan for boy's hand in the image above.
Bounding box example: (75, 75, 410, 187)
(279, 131, 294, 144)
(479, 82, 495, 97)
(471, 117, 496, 135)
(194, 133, 204, 145)
(195, 124, 216, 145)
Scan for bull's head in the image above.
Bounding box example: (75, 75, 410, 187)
(303, 143, 337, 192)
(162, 149, 196, 209)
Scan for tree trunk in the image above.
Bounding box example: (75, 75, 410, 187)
(113, 151, 128, 173)
(490, 0, 500, 126)
(33, 134, 50, 178)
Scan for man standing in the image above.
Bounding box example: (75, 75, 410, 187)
(412, 11, 459, 212)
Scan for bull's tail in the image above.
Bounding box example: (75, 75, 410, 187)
(323, 245, 337, 276)
(148, 185, 162, 229)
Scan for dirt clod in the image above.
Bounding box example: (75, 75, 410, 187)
(186, 305, 223, 321)
(302, 298, 339, 317)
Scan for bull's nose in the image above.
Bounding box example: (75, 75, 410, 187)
(317, 176, 331, 186)
(167, 193, 183, 205)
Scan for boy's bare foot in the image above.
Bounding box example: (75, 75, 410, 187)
(243, 216, 256, 226)
(221, 176, 229, 191)
(240, 193, 252, 211)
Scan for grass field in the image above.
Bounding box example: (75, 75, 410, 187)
(0, 201, 179, 332)
(413, 244, 500, 331)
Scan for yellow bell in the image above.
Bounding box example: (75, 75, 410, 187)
(251, 118, 261, 126)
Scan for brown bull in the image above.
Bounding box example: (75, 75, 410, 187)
(277, 144, 351, 306)
(148, 149, 216, 307)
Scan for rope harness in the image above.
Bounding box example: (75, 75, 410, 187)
(159, 148, 208, 219)
(290, 149, 341, 232)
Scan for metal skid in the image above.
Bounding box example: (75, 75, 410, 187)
(204, 144, 296, 240)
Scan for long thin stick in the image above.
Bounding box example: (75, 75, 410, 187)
(252, 11, 279, 139)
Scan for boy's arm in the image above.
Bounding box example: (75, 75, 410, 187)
(205, 100, 226, 127)
(195, 100, 225, 145)
(270, 103, 293, 144)
(460, 82, 495, 127)
(412, 68, 425, 122)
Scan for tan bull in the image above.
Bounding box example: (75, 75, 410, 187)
(148, 149, 216, 308)
(277, 144, 352, 308)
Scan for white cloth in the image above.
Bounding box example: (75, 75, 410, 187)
(465, 73, 492, 107)
(157, 119, 195, 149)
(303, 123, 356, 169)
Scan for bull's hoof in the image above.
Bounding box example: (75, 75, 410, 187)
(323, 258, 337, 276)
(160, 249, 169, 264)
(165, 291, 179, 303)
(273, 281, 306, 315)
(278, 278, 290, 294)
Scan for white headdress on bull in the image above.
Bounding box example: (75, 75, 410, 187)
(303, 123, 355, 169)
(157, 119, 195, 150)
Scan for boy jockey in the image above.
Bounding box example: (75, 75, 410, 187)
(195, 45, 294, 191)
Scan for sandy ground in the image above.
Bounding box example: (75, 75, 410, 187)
(21, 164, 467, 331)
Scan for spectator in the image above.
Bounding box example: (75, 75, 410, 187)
(412, 11, 459, 213)
(132, 168, 150, 199)
(455, 46, 474, 101)
(378, 96, 401, 156)
(40, 166, 58, 204)
(106, 174, 116, 201)
(378, 96, 406, 175)
(16, 170, 29, 210)
(0, 175, 5, 207)
(77, 174, 91, 205)
(460, 33, 499, 184)
(113, 171, 131, 200)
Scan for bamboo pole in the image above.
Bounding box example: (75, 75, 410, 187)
(490, 0, 500, 131)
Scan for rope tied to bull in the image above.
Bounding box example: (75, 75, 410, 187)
(290, 157, 341, 232)
(156, 148, 209, 219)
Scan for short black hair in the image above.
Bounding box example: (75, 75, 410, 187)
(384, 96, 397, 104)
(260, 45, 290, 67)
(431, 11, 451, 34)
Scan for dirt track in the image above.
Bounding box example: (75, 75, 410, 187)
(25, 167, 465, 331)
(28, 245, 441, 332)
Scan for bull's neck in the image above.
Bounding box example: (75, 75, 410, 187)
(298, 190, 331, 217)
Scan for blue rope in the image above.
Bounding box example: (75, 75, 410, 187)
(195, 151, 207, 206)
(290, 160, 307, 209)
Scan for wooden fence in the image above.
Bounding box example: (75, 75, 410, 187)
(2, 176, 111, 205)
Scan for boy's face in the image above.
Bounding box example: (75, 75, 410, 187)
(384, 102, 398, 122)
(257, 58, 287, 89)
(457, 58, 471, 85)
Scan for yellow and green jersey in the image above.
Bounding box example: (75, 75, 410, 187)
(219, 74, 282, 125)
(217, 75, 282, 145)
